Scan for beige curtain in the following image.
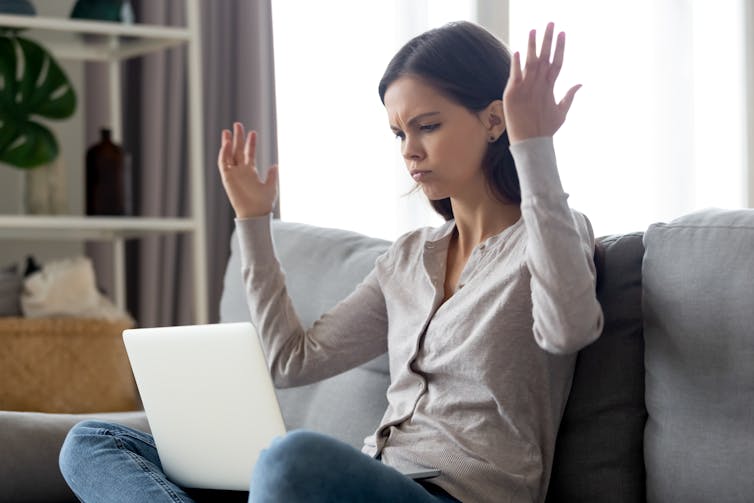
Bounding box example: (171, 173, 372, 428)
(86, 0, 278, 326)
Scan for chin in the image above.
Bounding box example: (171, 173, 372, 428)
(421, 187, 449, 201)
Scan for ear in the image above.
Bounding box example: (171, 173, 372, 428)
(479, 99, 506, 142)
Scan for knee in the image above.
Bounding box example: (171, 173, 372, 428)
(59, 420, 116, 486)
(251, 430, 331, 496)
(269, 429, 330, 453)
(257, 430, 328, 475)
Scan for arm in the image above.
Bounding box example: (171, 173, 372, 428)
(236, 216, 389, 387)
(504, 23, 603, 353)
(218, 123, 388, 387)
(511, 138, 603, 354)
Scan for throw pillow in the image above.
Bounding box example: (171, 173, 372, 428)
(546, 232, 647, 503)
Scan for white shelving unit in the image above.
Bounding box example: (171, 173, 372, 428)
(0, 0, 209, 323)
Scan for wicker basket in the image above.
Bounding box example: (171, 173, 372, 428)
(0, 316, 139, 413)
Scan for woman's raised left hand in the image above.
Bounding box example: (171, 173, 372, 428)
(503, 22, 581, 144)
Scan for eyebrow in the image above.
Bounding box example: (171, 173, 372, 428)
(390, 111, 441, 132)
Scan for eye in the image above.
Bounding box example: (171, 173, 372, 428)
(419, 123, 440, 132)
(393, 131, 405, 141)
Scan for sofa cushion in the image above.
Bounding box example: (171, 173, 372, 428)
(220, 219, 391, 448)
(546, 232, 647, 503)
(642, 208, 754, 502)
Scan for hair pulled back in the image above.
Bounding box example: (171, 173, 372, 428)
(378, 21, 520, 221)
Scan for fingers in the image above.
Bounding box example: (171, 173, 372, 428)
(221, 123, 258, 166)
(218, 129, 232, 170)
(232, 122, 245, 164)
(263, 164, 279, 186)
(217, 124, 269, 182)
(539, 22, 554, 62)
(510, 51, 523, 85)
(244, 130, 256, 167)
(558, 84, 582, 115)
(549, 31, 566, 83)
(522, 23, 564, 77)
(526, 29, 537, 67)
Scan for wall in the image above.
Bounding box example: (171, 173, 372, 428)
(0, 0, 84, 271)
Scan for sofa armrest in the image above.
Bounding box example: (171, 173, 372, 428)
(0, 410, 149, 503)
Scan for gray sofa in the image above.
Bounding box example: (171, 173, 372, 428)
(1, 208, 752, 502)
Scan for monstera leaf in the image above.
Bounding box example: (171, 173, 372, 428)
(0, 32, 77, 169)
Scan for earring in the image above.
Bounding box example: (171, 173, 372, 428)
(489, 135, 497, 142)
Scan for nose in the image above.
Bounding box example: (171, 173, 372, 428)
(401, 134, 424, 162)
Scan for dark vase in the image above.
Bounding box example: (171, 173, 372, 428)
(0, 0, 36, 16)
(70, 0, 129, 22)
(86, 128, 130, 216)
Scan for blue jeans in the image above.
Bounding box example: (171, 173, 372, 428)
(59, 421, 459, 502)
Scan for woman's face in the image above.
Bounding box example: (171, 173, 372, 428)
(384, 75, 491, 202)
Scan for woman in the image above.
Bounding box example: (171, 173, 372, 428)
(220, 19, 601, 503)
(60, 20, 602, 503)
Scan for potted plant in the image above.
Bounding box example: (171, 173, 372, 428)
(0, 26, 77, 170)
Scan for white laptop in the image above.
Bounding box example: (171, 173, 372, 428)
(123, 322, 440, 492)
(123, 322, 285, 491)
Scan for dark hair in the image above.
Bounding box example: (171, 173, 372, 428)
(378, 21, 519, 221)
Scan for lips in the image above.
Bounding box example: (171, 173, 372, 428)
(410, 170, 431, 181)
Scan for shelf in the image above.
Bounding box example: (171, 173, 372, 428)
(0, 13, 190, 60)
(0, 1, 209, 323)
(0, 215, 196, 241)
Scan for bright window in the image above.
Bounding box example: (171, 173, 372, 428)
(271, 0, 474, 240)
(273, 1, 748, 239)
(509, 0, 748, 235)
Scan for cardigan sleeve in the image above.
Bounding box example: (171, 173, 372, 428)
(235, 215, 389, 388)
(509, 137, 604, 354)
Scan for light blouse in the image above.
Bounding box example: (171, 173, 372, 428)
(236, 136, 604, 502)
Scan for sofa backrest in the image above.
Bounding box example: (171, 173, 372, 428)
(222, 210, 754, 501)
(641, 208, 754, 502)
(551, 207, 754, 503)
(222, 219, 651, 499)
(221, 219, 391, 448)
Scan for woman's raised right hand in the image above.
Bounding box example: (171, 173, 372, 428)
(217, 122, 279, 219)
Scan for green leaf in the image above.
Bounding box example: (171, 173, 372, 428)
(0, 117, 20, 152)
(0, 33, 76, 169)
(0, 120, 58, 169)
(0, 37, 17, 112)
(16, 37, 76, 119)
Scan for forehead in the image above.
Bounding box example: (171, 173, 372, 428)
(383, 75, 457, 123)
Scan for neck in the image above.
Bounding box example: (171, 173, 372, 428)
(449, 194, 521, 257)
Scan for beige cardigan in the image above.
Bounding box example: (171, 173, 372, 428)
(236, 136, 604, 503)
